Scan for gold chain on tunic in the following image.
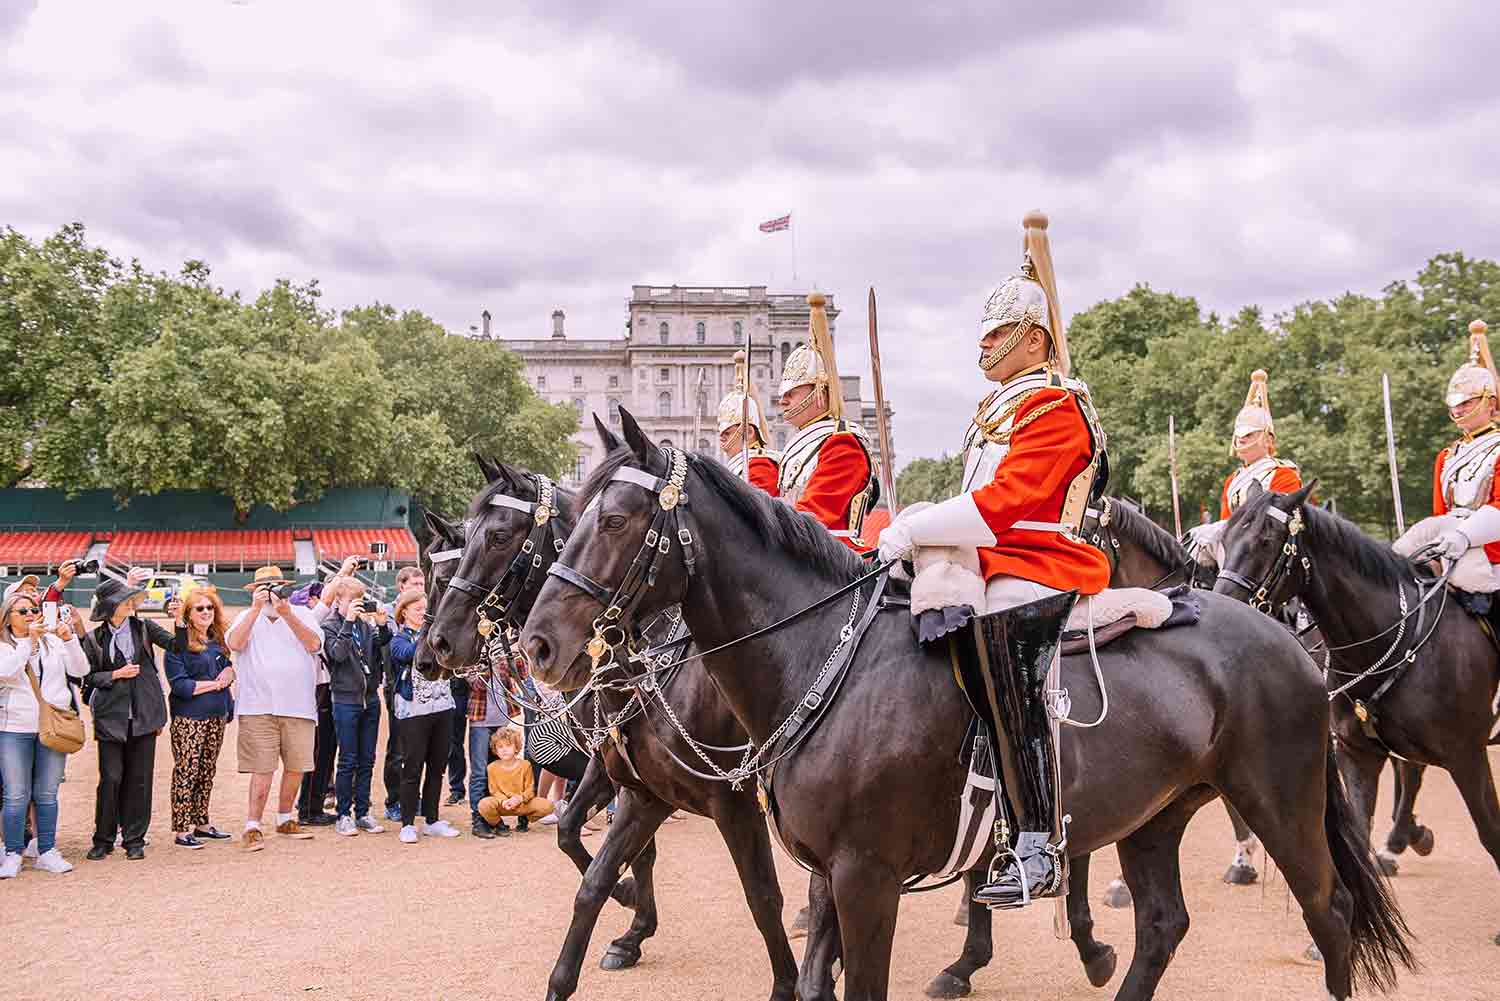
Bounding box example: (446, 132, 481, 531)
(973, 391, 1071, 445)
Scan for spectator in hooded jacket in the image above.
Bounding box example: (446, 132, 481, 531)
(0, 589, 89, 878)
(163, 583, 236, 849)
(322, 578, 390, 837)
(80, 573, 175, 861)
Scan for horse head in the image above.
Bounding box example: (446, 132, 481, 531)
(427, 451, 581, 673)
(1214, 479, 1318, 612)
(413, 510, 466, 680)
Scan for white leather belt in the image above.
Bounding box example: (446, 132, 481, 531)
(1012, 520, 1070, 533)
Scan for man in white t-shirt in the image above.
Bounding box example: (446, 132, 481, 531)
(224, 566, 327, 852)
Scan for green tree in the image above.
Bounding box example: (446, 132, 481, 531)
(896, 453, 964, 504)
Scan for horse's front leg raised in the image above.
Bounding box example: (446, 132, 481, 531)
(544, 789, 673, 1001)
(1384, 760, 1434, 861)
(829, 855, 902, 1001)
(555, 755, 640, 907)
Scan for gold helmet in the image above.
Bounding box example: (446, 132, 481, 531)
(1445, 319, 1498, 409)
(978, 210, 1071, 377)
(717, 349, 770, 442)
(1233, 369, 1275, 440)
(778, 292, 844, 421)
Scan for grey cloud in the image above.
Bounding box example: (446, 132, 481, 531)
(0, 0, 36, 43)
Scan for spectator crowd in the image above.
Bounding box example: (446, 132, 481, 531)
(0, 557, 593, 879)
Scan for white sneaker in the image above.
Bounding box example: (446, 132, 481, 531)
(540, 812, 559, 825)
(335, 816, 359, 837)
(356, 816, 385, 834)
(0, 852, 21, 878)
(425, 819, 461, 838)
(22, 837, 39, 859)
(33, 849, 73, 874)
(399, 825, 419, 844)
(554, 798, 569, 815)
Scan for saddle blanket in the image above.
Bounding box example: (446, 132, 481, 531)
(1394, 514, 1499, 593)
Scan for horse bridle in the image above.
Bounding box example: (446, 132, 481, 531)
(546, 448, 697, 673)
(1214, 504, 1309, 613)
(1084, 499, 1197, 591)
(446, 474, 566, 640)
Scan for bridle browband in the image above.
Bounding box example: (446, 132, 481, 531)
(1214, 503, 1308, 613)
(546, 448, 696, 669)
(446, 474, 565, 640)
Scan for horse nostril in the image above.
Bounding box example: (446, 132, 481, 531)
(432, 634, 450, 657)
(528, 636, 552, 669)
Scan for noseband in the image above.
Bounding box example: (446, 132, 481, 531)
(447, 474, 566, 639)
(1215, 504, 1308, 613)
(546, 448, 697, 669)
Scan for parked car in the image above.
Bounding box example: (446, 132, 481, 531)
(138, 572, 209, 612)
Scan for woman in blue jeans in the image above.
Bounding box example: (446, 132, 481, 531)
(320, 580, 390, 837)
(0, 589, 89, 877)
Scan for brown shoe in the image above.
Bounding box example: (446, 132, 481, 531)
(275, 819, 314, 840)
(242, 828, 265, 852)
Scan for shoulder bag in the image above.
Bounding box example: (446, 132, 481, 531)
(25, 656, 86, 754)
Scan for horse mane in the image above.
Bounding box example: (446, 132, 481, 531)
(579, 446, 864, 583)
(1107, 498, 1190, 571)
(1230, 489, 1415, 588)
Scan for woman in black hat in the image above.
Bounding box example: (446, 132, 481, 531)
(80, 572, 176, 861)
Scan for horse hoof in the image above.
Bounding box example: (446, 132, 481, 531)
(1412, 827, 1436, 857)
(1102, 878, 1132, 909)
(1223, 863, 1259, 886)
(1492, 930, 1500, 946)
(1084, 945, 1117, 988)
(1376, 852, 1400, 877)
(953, 900, 969, 926)
(612, 877, 639, 910)
(599, 946, 641, 971)
(924, 972, 972, 999)
(1300, 942, 1324, 965)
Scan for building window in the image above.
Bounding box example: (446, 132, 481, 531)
(608, 398, 621, 425)
(609, 374, 619, 388)
(733, 321, 743, 344)
(659, 367, 670, 383)
(573, 374, 582, 388)
(572, 398, 585, 419)
(573, 455, 586, 481)
(695, 321, 706, 344)
(697, 438, 710, 451)
(537, 375, 546, 390)
(658, 321, 669, 344)
(781, 342, 791, 368)
(658, 391, 672, 417)
(659, 437, 674, 448)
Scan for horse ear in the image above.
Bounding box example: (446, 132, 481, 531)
(1287, 479, 1318, 508)
(474, 452, 503, 483)
(593, 413, 623, 453)
(618, 406, 653, 462)
(424, 510, 459, 544)
(1246, 479, 1266, 499)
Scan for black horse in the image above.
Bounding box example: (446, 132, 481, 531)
(522, 411, 1414, 1001)
(1218, 479, 1500, 942)
(426, 442, 799, 1001)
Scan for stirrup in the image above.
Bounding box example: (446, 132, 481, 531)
(974, 830, 1067, 910)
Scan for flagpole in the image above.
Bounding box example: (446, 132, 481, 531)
(790, 211, 798, 284)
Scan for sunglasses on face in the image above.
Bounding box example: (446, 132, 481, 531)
(13, 606, 39, 617)
(192, 605, 215, 614)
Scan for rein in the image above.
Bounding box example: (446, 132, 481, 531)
(1084, 499, 1196, 591)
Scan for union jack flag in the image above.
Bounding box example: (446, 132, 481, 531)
(758, 213, 791, 233)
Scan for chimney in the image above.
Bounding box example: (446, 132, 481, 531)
(551, 309, 566, 339)
(481, 309, 492, 339)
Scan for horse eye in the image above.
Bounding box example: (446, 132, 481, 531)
(486, 528, 507, 548)
(601, 514, 628, 532)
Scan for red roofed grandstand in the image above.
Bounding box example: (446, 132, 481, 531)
(0, 531, 93, 567)
(312, 529, 418, 562)
(106, 530, 298, 567)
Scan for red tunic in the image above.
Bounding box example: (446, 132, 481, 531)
(749, 455, 780, 497)
(970, 388, 1109, 594)
(1433, 449, 1500, 564)
(1218, 464, 1302, 520)
(794, 433, 873, 553)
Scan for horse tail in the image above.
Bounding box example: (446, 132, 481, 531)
(1323, 745, 1418, 992)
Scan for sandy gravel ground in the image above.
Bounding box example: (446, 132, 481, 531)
(3, 690, 1496, 1000)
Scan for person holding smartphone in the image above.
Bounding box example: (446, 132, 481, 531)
(80, 570, 175, 861)
(321, 578, 390, 837)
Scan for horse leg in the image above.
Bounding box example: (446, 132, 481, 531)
(1223, 800, 1260, 886)
(1338, 741, 1395, 876)
(555, 756, 638, 907)
(798, 874, 842, 1001)
(544, 790, 673, 1001)
(712, 804, 799, 1001)
(830, 857, 902, 1001)
(925, 869, 993, 999)
(1066, 852, 1118, 988)
(1110, 803, 1194, 1001)
(1384, 761, 1434, 860)
(1442, 748, 1500, 944)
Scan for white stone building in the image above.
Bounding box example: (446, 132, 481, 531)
(503, 286, 894, 487)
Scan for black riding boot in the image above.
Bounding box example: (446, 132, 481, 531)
(967, 589, 1076, 910)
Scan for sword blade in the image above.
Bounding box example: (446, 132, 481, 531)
(866, 287, 899, 511)
(1168, 415, 1183, 538)
(1383, 373, 1405, 536)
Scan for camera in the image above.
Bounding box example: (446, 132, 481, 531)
(256, 581, 291, 599)
(359, 596, 378, 615)
(75, 559, 100, 575)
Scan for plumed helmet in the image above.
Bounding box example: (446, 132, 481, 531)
(717, 349, 770, 440)
(1446, 319, 1498, 409)
(777, 293, 844, 420)
(1233, 369, 1276, 439)
(977, 211, 1070, 376)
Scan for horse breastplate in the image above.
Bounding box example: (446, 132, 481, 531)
(1443, 429, 1500, 512)
(1226, 456, 1282, 512)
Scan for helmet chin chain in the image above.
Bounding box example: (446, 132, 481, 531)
(783, 384, 830, 425)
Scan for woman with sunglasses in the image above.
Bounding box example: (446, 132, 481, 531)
(0, 589, 89, 877)
(163, 584, 236, 849)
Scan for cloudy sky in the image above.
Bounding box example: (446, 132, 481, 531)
(4, 1, 1498, 466)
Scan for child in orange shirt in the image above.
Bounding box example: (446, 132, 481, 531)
(477, 729, 553, 832)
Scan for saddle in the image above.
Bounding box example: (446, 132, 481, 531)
(1059, 585, 1202, 654)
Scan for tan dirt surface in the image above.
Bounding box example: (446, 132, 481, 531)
(3, 633, 1495, 1000)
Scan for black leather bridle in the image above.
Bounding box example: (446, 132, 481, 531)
(446, 473, 566, 639)
(1215, 504, 1308, 613)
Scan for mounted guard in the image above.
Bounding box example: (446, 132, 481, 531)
(878, 210, 1110, 909)
(718, 349, 781, 496)
(777, 292, 881, 551)
(1424, 320, 1500, 577)
(1219, 369, 1302, 518)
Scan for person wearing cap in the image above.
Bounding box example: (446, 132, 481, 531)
(777, 293, 880, 550)
(1218, 369, 1303, 519)
(718, 349, 781, 495)
(224, 566, 326, 852)
(79, 571, 176, 861)
(878, 211, 1109, 909)
(1434, 320, 1500, 564)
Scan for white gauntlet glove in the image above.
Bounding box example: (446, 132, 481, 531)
(1436, 529, 1470, 560)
